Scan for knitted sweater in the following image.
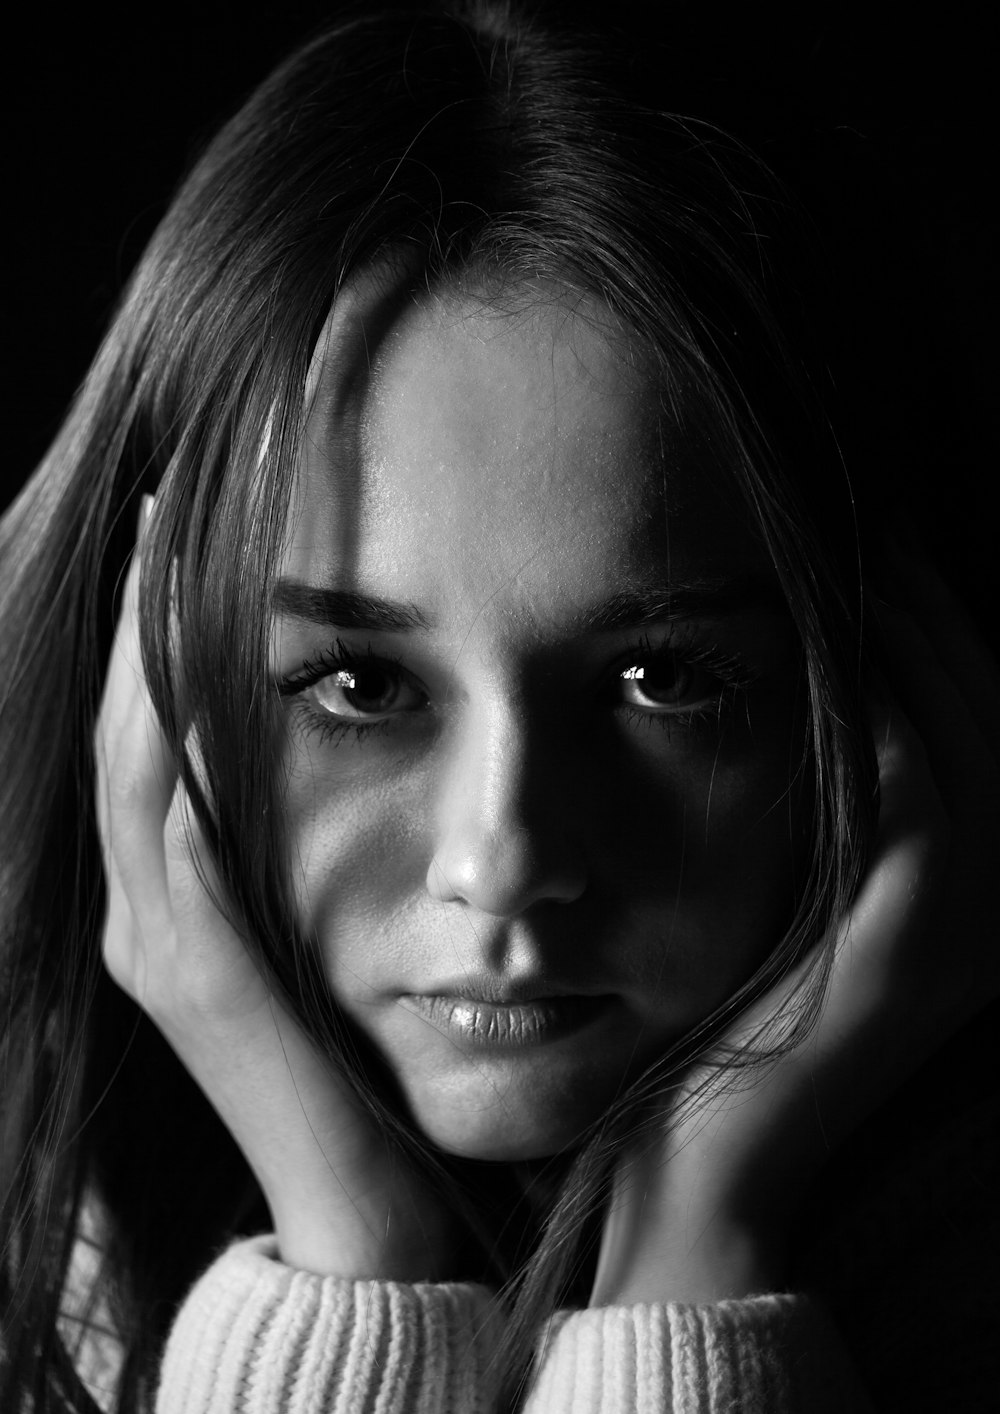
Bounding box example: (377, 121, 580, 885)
(157, 1239, 876, 1414)
(62, 1232, 868, 1413)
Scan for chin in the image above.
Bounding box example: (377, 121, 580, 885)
(418, 1116, 583, 1163)
(401, 1070, 615, 1162)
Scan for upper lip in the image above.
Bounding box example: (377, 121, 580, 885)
(408, 976, 602, 1006)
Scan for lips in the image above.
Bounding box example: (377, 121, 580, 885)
(400, 991, 614, 1048)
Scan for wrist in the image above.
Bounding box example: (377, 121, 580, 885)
(274, 1216, 443, 1281)
(269, 1174, 459, 1282)
(593, 1201, 786, 1306)
(591, 1130, 790, 1308)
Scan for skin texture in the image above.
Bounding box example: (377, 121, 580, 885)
(273, 288, 808, 1161)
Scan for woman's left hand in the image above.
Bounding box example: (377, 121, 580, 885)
(592, 542, 1000, 1306)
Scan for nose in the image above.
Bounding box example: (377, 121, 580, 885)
(425, 698, 586, 916)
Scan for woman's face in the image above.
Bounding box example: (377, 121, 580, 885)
(273, 286, 806, 1161)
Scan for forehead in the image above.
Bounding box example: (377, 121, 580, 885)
(285, 286, 762, 624)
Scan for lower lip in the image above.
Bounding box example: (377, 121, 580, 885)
(401, 994, 613, 1049)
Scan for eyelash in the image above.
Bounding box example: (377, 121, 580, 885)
(275, 633, 757, 746)
(612, 634, 756, 731)
(277, 638, 417, 747)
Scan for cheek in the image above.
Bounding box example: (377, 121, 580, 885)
(629, 678, 805, 877)
(603, 693, 809, 994)
(282, 752, 428, 979)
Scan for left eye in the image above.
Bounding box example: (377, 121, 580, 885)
(618, 656, 705, 711)
(309, 664, 424, 721)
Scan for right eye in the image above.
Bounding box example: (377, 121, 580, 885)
(307, 662, 425, 723)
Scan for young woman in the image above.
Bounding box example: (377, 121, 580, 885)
(2, 3, 996, 1411)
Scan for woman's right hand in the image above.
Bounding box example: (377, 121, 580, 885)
(94, 527, 456, 1280)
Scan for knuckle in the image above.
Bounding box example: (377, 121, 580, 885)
(102, 918, 140, 997)
(108, 761, 148, 816)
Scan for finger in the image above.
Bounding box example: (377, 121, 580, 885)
(843, 697, 997, 1037)
(94, 546, 143, 847)
(872, 599, 996, 809)
(96, 498, 157, 750)
(163, 783, 229, 936)
(97, 525, 154, 993)
(102, 850, 143, 994)
(876, 534, 1000, 760)
(107, 678, 179, 933)
(867, 698, 942, 824)
(161, 788, 280, 1022)
(100, 682, 178, 996)
(96, 510, 179, 941)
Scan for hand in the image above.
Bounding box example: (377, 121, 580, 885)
(95, 527, 456, 1280)
(591, 542, 1000, 1306)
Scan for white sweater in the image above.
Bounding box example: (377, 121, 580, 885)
(63, 1231, 868, 1412)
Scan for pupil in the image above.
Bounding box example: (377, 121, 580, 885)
(346, 666, 392, 708)
(639, 659, 682, 701)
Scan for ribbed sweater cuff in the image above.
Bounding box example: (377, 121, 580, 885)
(156, 1236, 502, 1414)
(524, 1294, 867, 1414)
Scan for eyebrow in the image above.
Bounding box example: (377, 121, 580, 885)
(273, 581, 431, 631)
(581, 574, 786, 631)
(272, 572, 784, 635)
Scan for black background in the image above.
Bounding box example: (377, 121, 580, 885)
(9, 2, 997, 636)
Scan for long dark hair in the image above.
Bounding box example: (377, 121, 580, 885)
(1, 3, 877, 1409)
